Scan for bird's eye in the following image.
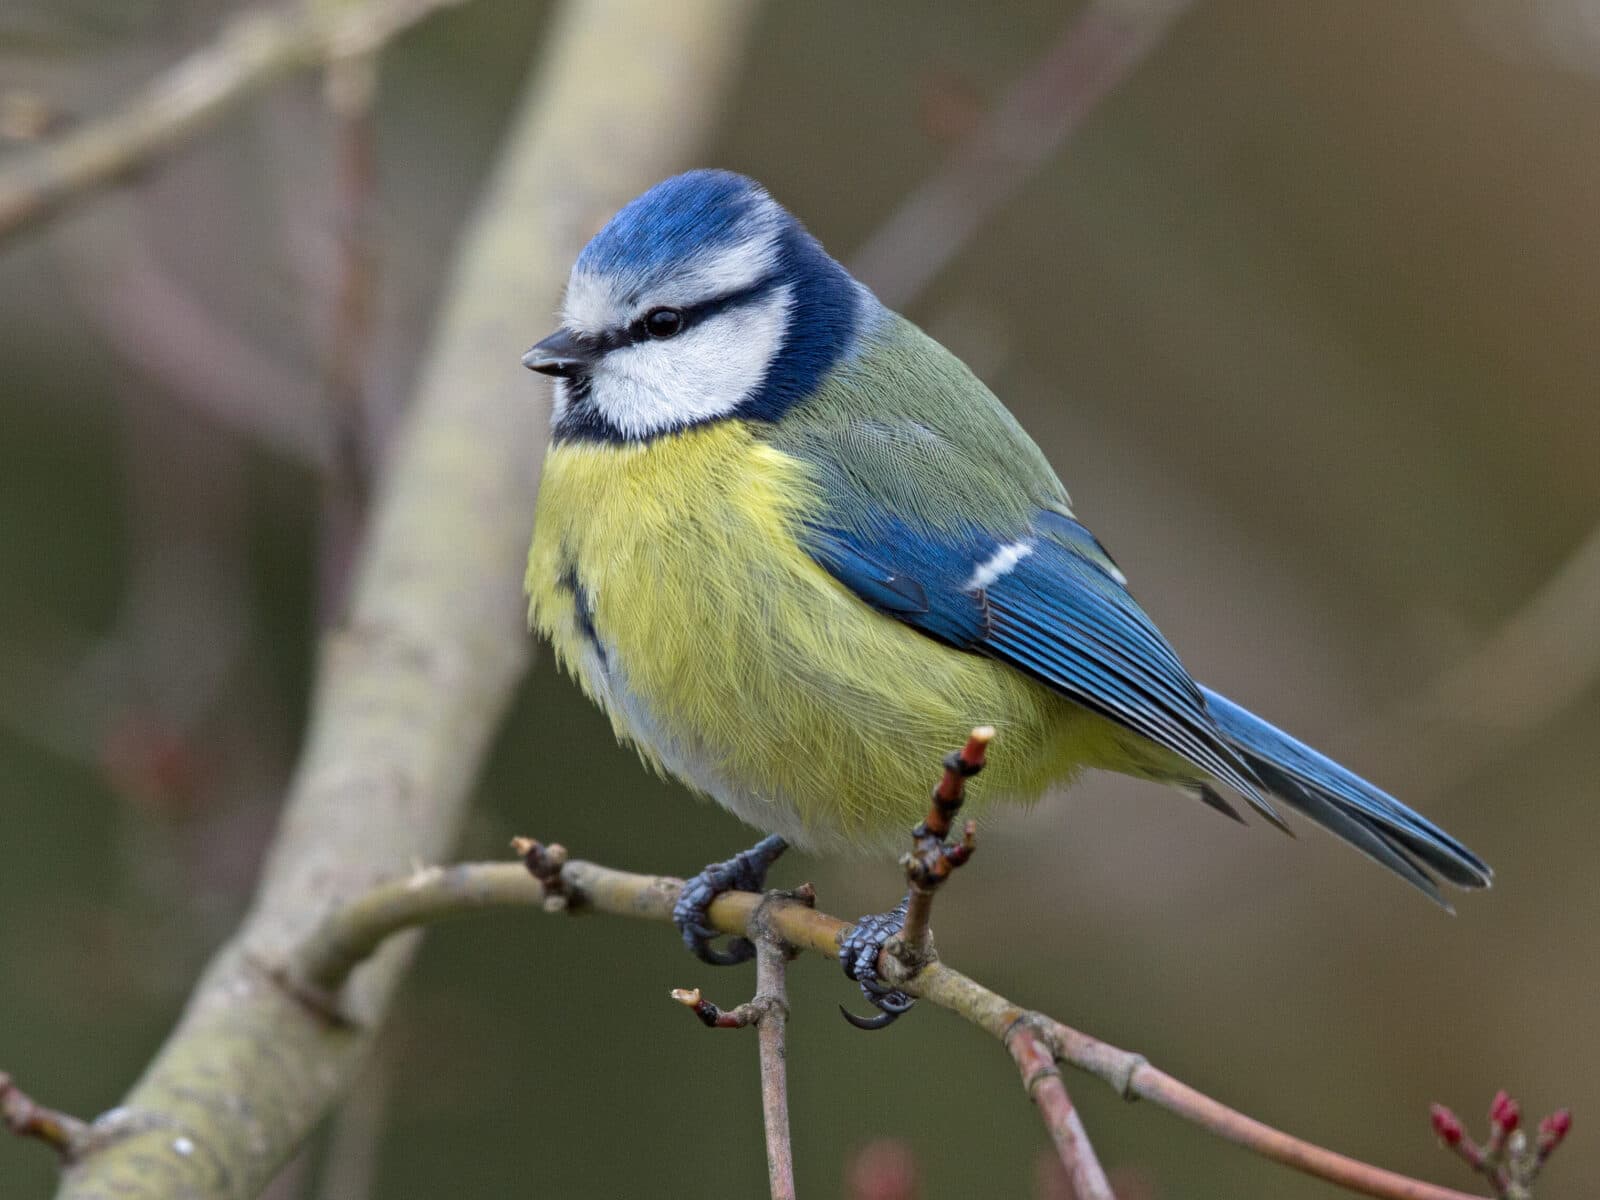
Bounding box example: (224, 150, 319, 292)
(644, 307, 684, 339)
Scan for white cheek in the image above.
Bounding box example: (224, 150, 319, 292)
(587, 285, 792, 438)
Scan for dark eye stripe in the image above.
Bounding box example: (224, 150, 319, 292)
(589, 272, 784, 354)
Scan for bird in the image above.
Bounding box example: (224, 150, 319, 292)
(522, 169, 1491, 1024)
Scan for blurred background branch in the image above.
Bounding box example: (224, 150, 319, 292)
(1364, 520, 1600, 793)
(37, 2, 757, 1197)
(0, 0, 468, 242)
(849, 0, 1193, 308)
(316, 0, 384, 620)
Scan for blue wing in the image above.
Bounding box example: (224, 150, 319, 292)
(804, 507, 1493, 903)
(806, 508, 1279, 819)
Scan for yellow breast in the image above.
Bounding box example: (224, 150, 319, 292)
(526, 422, 1107, 851)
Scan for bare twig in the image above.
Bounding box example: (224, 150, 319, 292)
(277, 855, 1496, 1200)
(840, 728, 983, 1028)
(1, 1073, 88, 1161)
(0, 0, 473, 243)
(1041, 1021, 1497, 1200)
(849, 0, 1195, 308)
(669, 913, 796, 1200)
(755, 936, 796, 1200)
(318, 32, 381, 620)
(1366, 521, 1600, 792)
(56, 198, 327, 465)
(893, 726, 988, 968)
(670, 987, 773, 1029)
(1007, 1021, 1116, 1200)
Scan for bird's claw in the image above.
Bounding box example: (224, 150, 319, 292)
(838, 896, 915, 1030)
(672, 835, 788, 966)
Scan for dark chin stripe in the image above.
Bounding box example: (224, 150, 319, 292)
(550, 375, 625, 444)
(551, 223, 862, 445)
(552, 393, 714, 445)
(549, 373, 731, 446)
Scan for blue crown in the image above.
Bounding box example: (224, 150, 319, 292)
(576, 169, 774, 281)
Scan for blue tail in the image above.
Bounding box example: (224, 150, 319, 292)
(1200, 687, 1492, 907)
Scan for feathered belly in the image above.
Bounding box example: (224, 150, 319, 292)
(526, 423, 1106, 851)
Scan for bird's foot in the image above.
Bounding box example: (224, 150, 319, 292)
(672, 835, 789, 966)
(838, 895, 916, 1030)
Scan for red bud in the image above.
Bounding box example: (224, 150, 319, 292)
(1489, 1090, 1521, 1135)
(1431, 1104, 1465, 1146)
(1537, 1108, 1573, 1157)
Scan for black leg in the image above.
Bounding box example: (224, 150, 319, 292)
(672, 835, 789, 966)
(838, 895, 916, 1030)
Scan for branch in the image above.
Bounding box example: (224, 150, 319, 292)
(1363, 520, 1600, 792)
(671, 931, 799, 1200)
(1007, 1021, 1115, 1200)
(666, 880, 827, 1200)
(54, 198, 327, 466)
(316, 24, 383, 621)
(667, 959, 796, 1200)
(895, 726, 987, 966)
(849, 0, 1195, 309)
(0, 0, 469, 244)
(755, 934, 797, 1200)
(49, 4, 758, 1197)
(1, 1073, 88, 1161)
(271, 854, 1496, 1200)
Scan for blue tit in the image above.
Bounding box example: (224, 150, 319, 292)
(522, 170, 1490, 997)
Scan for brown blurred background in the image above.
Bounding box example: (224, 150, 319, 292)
(1, 1, 1596, 1196)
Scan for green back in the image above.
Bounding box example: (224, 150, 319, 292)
(766, 314, 1071, 534)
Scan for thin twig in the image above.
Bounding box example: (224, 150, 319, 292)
(318, 36, 381, 621)
(1033, 1013, 1495, 1200)
(667, 907, 797, 1199)
(0, 0, 471, 243)
(1364, 520, 1600, 792)
(755, 935, 796, 1200)
(1007, 1021, 1115, 1200)
(283, 857, 1492, 1200)
(849, 0, 1195, 309)
(895, 726, 988, 967)
(55, 199, 327, 466)
(1, 1072, 87, 1161)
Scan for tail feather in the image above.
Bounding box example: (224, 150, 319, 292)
(1199, 686, 1493, 905)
